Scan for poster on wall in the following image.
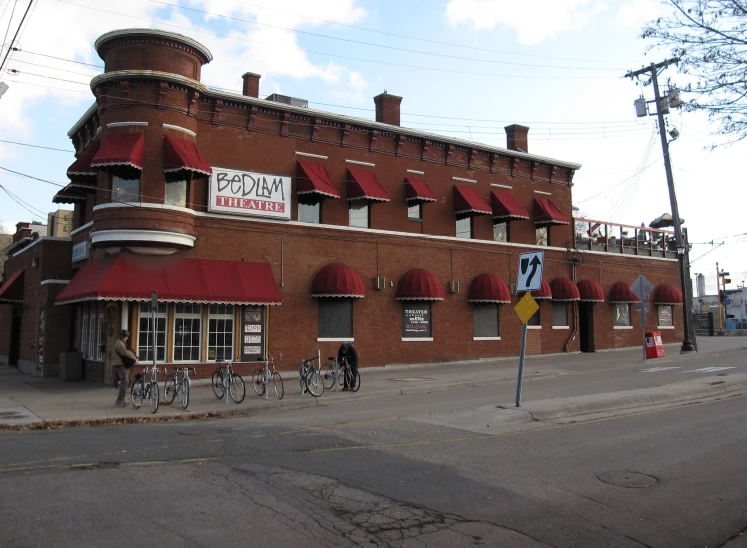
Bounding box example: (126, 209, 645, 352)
(403, 303, 431, 338)
(209, 167, 291, 220)
(241, 306, 265, 361)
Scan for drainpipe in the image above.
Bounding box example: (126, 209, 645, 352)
(280, 233, 287, 287)
(564, 259, 579, 353)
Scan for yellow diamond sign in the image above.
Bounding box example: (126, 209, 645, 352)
(514, 292, 539, 324)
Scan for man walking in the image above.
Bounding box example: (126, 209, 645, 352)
(114, 329, 138, 407)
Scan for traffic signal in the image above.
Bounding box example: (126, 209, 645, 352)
(724, 278, 731, 285)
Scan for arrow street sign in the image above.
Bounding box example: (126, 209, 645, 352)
(517, 251, 544, 292)
(630, 274, 654, 302)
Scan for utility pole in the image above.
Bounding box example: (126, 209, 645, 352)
(625, 59, 695, 353)
(716, 262, 723, 333)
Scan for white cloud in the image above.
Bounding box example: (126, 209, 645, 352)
(615, 0, 665, 28)
(444, 0, 609, 44)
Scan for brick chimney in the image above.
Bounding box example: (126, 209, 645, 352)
(373, 92, 402, 126)
(242, 72, 261, 98)
(505, 124, 529, 153)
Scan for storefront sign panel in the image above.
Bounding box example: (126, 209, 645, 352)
(209, 167, 291, 220)
(241, 306, 265, 361)
(403, 303, 431, 338)
(72, 241, 88, 263)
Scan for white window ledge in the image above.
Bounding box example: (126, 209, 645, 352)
(473, 336, 501, 341)
(317, 338, 354, 342)
(552, 325, 570, 330)
(656, 326, 675, 330)
(401, 337, 433, 342)
(613, 325, 634, 330)
(526, 325, 542, 330)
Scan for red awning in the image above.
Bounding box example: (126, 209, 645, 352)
(67, 141, 100, 177)
(311, 263, 365, 298)
(608, 281, 640, 303)
(405, 177, 437, 203)
(0, 270, 24, 303)
(297, 161, 340, 199)
(396, 268, 444, 301)
(454, 185, 491, 217)
(163, 135, 212, 176)
(347, 168, 390, 202)
(577, 279, 605, 302)
(550, 278, 580, 301)
(91, 133, 145, 170)
(527, 279, 552, 300)
(53, 183, 87, 204)
(491, 190, 530, 221)
(467, 273, 511, 304)
(534, 197, 571, 226)
(652, 283, 683, 305)
(55, 254, 281, 306)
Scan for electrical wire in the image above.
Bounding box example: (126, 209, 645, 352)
(0, 138, 71, 152)
(0, 183, 46, 219)
(605, 128, 656, 222)
(8, 47, 103, 67)
(0, 0, 17, 61)
(0, 0, 31, 77)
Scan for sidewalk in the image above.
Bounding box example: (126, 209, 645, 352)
(1, 337, 746, 430)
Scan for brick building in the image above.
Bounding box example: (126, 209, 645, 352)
(0, 28, 685, 383)
(47, 209, 74, 237)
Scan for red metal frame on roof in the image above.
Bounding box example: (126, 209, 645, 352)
(347, 168, 390, 202)
(396, 268, 444, 301)
(163, 135, 212, 176)
(297, 161, 340, 199)
(577, 279, 605, 302)
(91, 133, 146, 170)
(550, 278, 580, 301)
(608, 281, 640, 303)
(652, 284, 683, 305)
(0, 270, 24, 303)
(405, 177, 437, 203)
(467, 273, 511, 304)
(490, 190, 530, 221)
(55, 254, 282, 306)
(534, 197, 570, 226)
(311, 263, 365, 298)
(454, 185, 491, 217)
(67, 141, 100, 178)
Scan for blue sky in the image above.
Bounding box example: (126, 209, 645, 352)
(0, 0, 744, 292)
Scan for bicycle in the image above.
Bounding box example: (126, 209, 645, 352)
(131, 365, 161, 413)
(163, 366, 196, 410)
(321, 355, 360, 393)
(212, 358, 246, 403)
(299, 354, 324, 397)
(251, 353, 284, 399)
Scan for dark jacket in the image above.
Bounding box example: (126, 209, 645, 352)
(337, 342, 358, 369)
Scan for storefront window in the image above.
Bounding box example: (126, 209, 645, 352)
(174, 304, 201, 362)
(299, 201, 321, 224)
(165, 172, 189, 207)
(657, 305, 674, 327)
(613, 303, 631, 327)
(552, 302, 569, 327)
(88, 306, 97, 359)
(208, 304, 234, 361)
(536, 226, 549, 246)
(403, 302, 432, 339)
(318, 299, 353, 339)
(493, 222, 509, 242)
(456, 216, 473, 239)
(408, 203, 422, 221)
(96, 303, 105, 360)
(349, 202, 369, 228)
(81, 305, 89, 358)
(473, 304, 499, 338)
(111, 168, 140, 203)
(138, 302, 167, 362)
(527, 305, 541, 326)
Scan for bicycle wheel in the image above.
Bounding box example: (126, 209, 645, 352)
(230, 374, 246, 403)
(149, 381, 159, 414)
(180, 378, 189, 410)
(212, 370, 225, 399)
(320, 363, 336, 390)
(272, 371, 284, 400)
(350, 370, 361, 393)
(306, 370, 324, 397)
(131, 378, 144, 409)
(164, 377, 177, 404)
(251, 369, 265, 396)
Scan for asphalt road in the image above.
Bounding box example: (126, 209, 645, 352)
(2, 362, 747, 548)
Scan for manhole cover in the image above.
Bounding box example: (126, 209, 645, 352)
(388, 377, 436, 383)
(597, 471, 659, 488)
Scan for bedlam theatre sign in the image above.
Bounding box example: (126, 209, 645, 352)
(209, 167, 291, 220)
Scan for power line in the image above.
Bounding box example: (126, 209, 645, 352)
(0, 138, 71, 152)
(0, 183, 46, 220)
(9, 47, 103, 67)
(8, 58, 100, 77)
(574, 158, 662, 205)
(0, 0, 33, 77)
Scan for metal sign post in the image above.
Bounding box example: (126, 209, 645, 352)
(631, 275, 654, 360)
(513, 293, 539, 407)
(150, 291, 158, 370)
(635, 302, 650, 360)
(516, 323, 528, 407)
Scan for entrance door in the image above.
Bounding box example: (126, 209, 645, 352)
(8, 305, 21, 367)
(579, 302, 595, 353)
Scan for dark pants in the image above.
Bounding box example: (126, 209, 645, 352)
(115, 366, 130, 403)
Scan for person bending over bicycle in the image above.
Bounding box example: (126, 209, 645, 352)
(114, 329, 139, 408)
(337, 341, 358, 391)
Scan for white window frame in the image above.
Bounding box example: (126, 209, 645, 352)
(81, 306, 89, 358)
(173, 303, 202, 363)
(96, 303, 105, 360)
(552, 302, 569, 328)
(455, 216, 473, 239)
(298, 201, 322, 224)
(138, 302, 168, 363)
(88, 305, 97, 359)
(613, 303, 632, 328)
(657, 304, 674, 328)
(536, 226, 549, 246)
(349, 201, 370, 228)
(208, 304, 234, 362)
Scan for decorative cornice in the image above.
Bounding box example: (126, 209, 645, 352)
(94, 28, 213, 62)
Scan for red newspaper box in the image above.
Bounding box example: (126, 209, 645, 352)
(644, 331, 666, 359)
